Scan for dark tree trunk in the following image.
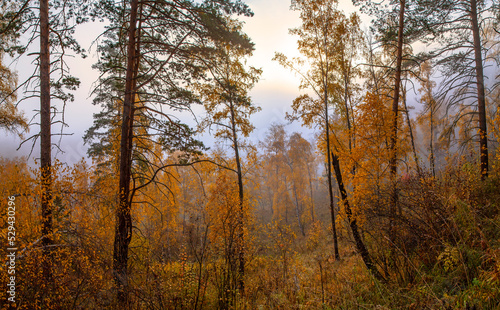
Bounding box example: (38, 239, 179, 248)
(429, 97, 436, 177)
(331, 152, 385, 282)
(114, 0, 139, 306)
(40, 0, 53, 285)
(229, 101, 245, 291)
(306, 163, 315, 223)
(389, 0, 405, 175)
(389, 0, 405, 237)
(402, 83, 421, 175)
(292, 184, 306, 237)
(344, 74, 352, 153)
(470, 0, 488, 179)
(325, 88, 340, 260)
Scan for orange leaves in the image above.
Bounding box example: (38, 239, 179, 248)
(205, 169, 250, 252)
(257, 125, 317, 235)
(349, 91, 411, 175)
(0, 157, 116, 308)
(353, 91, 392, 164)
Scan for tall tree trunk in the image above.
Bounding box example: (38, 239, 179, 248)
(230, 101, 245, 291)
(331, 152, 385, 282)
(344, 74, 352, 153)
(389, 1, 405, 174)
(292, 184, 306, 237)
(284, 176, 289, 224)
(402, 82, 421, 175)
(343, 70, 358, 178)
(429, 98, 436, 177)
(40, 0, 53, 288)
(389, 0, 405, 237)
(114, 0, 139, 305)
(325, 88, 340, 260)
(306, 163, 315, 223)
(470, 0, 488, 179)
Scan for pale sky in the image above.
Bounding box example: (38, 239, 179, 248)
(0, 0, 366, 165)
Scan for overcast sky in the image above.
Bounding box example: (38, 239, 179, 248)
(1, 0, 365, 165)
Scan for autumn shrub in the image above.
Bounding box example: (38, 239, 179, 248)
(0, 158, 117, 309)
(130, 252, 206, 310)
(390, 160, 499, 308)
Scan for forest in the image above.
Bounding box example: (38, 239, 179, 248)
(0, 0, 500, 309)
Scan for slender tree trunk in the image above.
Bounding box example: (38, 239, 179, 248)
(402, 82, 421, 175)
(272, 165, 278, 217)
(40, 0, 53, 287)
(325, 88, 340, 260)
(368, 39, 381, 96)
(430, 100, 436, 177)
(344, 75, 352, 153)
(470, 0, 488, 179)
(306, 163, 315, 223)
(235, 147, 245, 292)
(331, 152, 385, 282)
(229, 101, 245, 291)
(284, 175, 289, 224)
(390, 0, 405, 175)
(343, 70, 357, 178)
(292, 184, 306, 236)
(389, 0, 405, 238)
(114, 0, 139, 305)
